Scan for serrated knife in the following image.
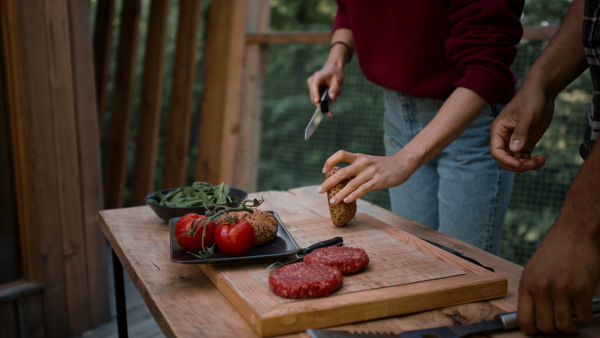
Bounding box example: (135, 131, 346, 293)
(305, 88, 330, 140)
(266, 236, 343, 269)
(306, 296, 600, 338)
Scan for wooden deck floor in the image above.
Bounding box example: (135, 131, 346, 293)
(71, 244, 165, 338)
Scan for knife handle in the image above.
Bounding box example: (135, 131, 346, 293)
(319, 87, 330, 113)
(495, 312, 518, 330)
(300, 237, 343, 255)
(496, 296, 600, 330)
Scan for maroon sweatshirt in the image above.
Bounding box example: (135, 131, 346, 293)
(333, 0, 524, 104)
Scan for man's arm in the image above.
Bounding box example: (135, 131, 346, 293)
(518, 134, 600, 335)
(490, 0, 588, 172)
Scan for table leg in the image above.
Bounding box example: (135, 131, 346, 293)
(112, 249, 128, 338)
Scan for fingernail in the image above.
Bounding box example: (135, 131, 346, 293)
(329, 92, 336, 99)
(317, 186, 323, 193)
(512, 140, 521, 145)
(314, 97, 319, 103)
(330, 197, 337, 204)
(343, 197, 349, 203)
(322, 167, 327, 173)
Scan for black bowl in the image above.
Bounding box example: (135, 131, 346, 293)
(144, 187, 248, 222)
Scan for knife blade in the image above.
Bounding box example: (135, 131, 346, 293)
(419, 238, 495, 272)
(305, 88, 330, 140)
(307, 329, 397, 337)
(266, 236, 343, 269)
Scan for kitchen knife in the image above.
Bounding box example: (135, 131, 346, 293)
(307, 296, 600, 338)
(399, 296, 600, 338)
(307, 330, 396, 337)
(266, 236, 343, 269)
(305, 88, 330, 140)
(419, 238, 495, 272)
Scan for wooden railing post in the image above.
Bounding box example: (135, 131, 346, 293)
(129, 0, 171, 206)
(195, 0, 249, 186)
(232, 0, 271, 192)
(103, 0, 142, 209)
(162, 0, 203, 190)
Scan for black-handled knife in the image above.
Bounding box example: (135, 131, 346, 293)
(266, 237, 343, 269)
(305, 87, 330, 140)
(307, 296, 600, 337)
(419, 237, 495, 272)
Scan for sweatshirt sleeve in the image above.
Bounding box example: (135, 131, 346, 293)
(447, 0, 524, 104)
(333, 0, 351, 32)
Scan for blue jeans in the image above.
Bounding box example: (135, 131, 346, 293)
(383, 89, 514, 255)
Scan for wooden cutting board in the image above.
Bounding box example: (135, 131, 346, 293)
(198, 213, 507, 337)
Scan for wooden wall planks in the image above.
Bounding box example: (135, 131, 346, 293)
(67, 0, 111, 328)
(2, 0, 110, 335)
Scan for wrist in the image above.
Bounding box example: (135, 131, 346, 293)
(329, 41, 353, 64)
(394, 148, 423, 177)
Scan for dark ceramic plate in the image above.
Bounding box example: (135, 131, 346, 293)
(169, 211, 300, 264)
(145, 187, 248, 222)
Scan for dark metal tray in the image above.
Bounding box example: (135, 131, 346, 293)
(170, 211, 300, 264)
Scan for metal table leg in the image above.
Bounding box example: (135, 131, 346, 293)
(112, 249, 128, 338)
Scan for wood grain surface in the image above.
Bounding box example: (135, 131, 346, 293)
(99, 186, 600, 337)
(199, 213, 506, 336)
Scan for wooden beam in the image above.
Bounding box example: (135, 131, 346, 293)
(162, 0, 203, 190)
(92, 0, 116, 135)
(103, 0, 142, 209)
(196, 0, 248, 186)
(67, 0, 110, 327)
(232, 0, 270, 192)
(246, 31, 331, 44)
(14, 0, 70, 335)
(245, 26, 559, 45)
(40, 0, 92, 334)
(130, 0, 171, 206)
(0, 0, 38, 286)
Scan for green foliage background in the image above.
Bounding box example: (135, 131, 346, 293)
(260, 0, 588, 266)
(96, 0, 588, 266)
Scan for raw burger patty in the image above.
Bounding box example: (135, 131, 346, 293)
(304, 246, 369, 275)
(268, 262, 343, 299)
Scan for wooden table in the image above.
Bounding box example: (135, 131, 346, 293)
(99, 186, 600, 337)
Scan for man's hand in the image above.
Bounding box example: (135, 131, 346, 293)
(490, 85, 553, 172)
(517, 222, 600, 335)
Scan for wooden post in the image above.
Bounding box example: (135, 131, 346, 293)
(231, 0, 271, 192)
(103, 0, 142, 209)
(67, 0, 110, 326)
(195, 0, 249, 186)
(162, 0, 203, 190)
(130, 0, 171, 206)
(92, 0, 116, 135)
(6, 0, 109, 335)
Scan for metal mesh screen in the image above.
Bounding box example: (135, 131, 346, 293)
(257, 40, 592, 266)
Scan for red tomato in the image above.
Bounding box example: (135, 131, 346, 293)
(214, 219, 255, 256)
(174, 213, 216, 252)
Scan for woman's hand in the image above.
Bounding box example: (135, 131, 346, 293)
(317, 150, 416, 204)
(307, 62, 344, 111)
(307, 28, 353, 110)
